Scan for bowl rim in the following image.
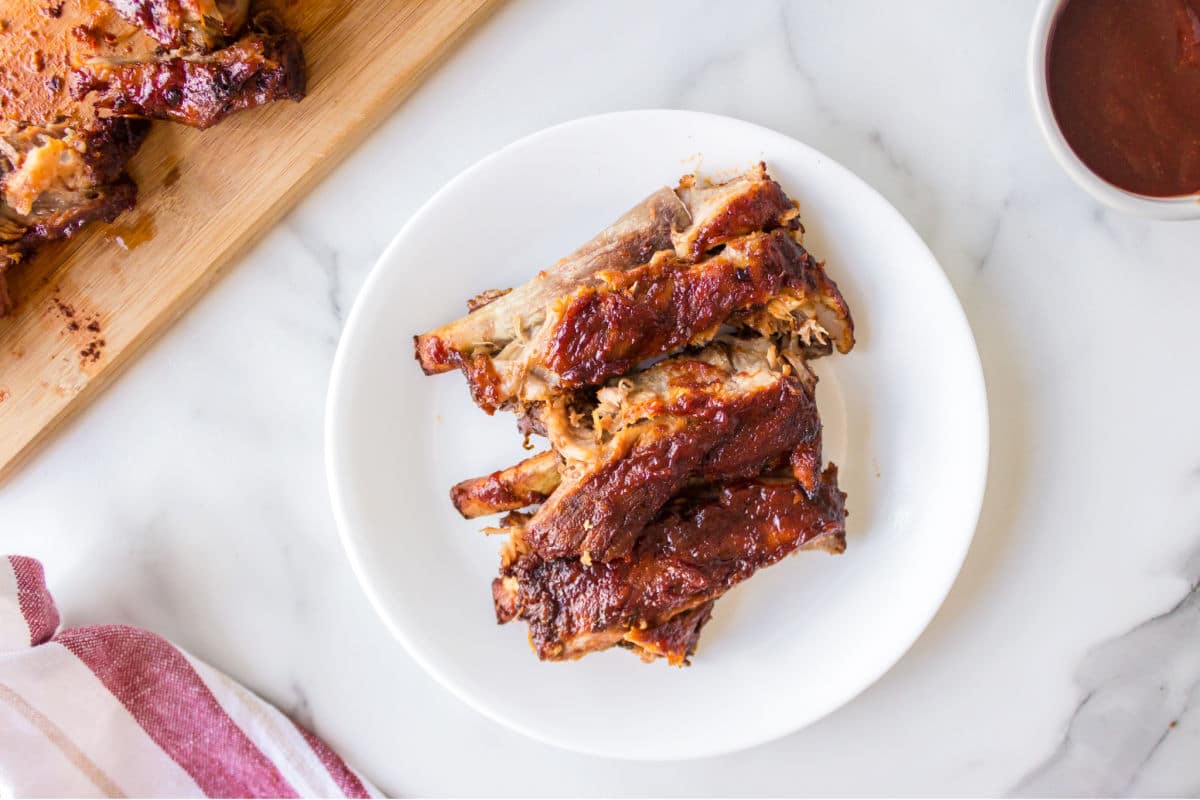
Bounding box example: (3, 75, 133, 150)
(1027, 0, 1200, 220)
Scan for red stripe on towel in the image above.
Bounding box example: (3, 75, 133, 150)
(8, 556, 60, 646)
(56, 625, 300, 799)
(293, 720, 370, 798)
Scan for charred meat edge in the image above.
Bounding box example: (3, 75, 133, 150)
(540, 228, 850, 389)
(71, 27, 306, 130)
(0, 118, 149, 313)
(493, 465, 847, 664)
(104, 0, 251, 51)
(519, 335, 822, 562)
(414, 166, 852, 414)
(413, 164, 802, 381)
(0, 2, 307, 314)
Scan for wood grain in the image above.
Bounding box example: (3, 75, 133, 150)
(0, 0, 500, 481)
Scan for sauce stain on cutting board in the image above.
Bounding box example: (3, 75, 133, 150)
(104, 211, 157, 252)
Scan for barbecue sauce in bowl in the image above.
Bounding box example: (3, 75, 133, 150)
(1048, 0, 1200, 197)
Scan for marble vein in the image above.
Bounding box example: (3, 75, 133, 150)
(1011, 545, 1200, 797)
(973, 195, 1011, 272)
(285, 218, 346, 333)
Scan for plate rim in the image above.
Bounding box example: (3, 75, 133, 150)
(325, 108, 990, 760)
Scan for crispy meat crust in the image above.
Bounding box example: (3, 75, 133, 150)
(0, 117, 148, 313)
(13, 176, 137, 244)
(414, 187, 690, 377)
(672, 163, 799, 259)
(80, 118, 154, 182)
(622, 600, 714, 665)
(0, 1, 305, 313)
(415, 167, 853, 414)
(1, 176, 137, 313)
(466, 287, 512, 313)
(544, 229, 821, 386)
(72, 28, 307, 129)
(104, 0, 251, 50)
(493, 466, 847, 663)
(524, 338, 821, 562)
(412, 165, 818, 412)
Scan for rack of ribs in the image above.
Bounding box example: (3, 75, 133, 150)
(417, 163, 856, 665)
(414, 164, 853, 414)
(525, 335, 823, 562)
(451, 335, 824, 560)
(492, 466, 847, 664)
(0, 0, 306, 313)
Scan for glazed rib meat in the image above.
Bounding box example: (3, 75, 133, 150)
(415, 164, 794, 372)
(412, 164, 847, 413)
(453, 362, 826, 526)
(493, 466, 847, 664)
(72, 26, 307, 129)
(543, 228, 850, 388)
(672, 168, 797, 259)
(104, 0, 251, 50)
(0, 119, 147, 216)
(415, 186, 691, 397)
(0, 0, 145, 126)
(622, 600, 715, 665)
(0, 117, 149, 312)
(520, 335, 822, 563)
(0, 0, 307, 313)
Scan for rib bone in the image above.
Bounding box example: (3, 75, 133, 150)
(451, 450, 561, 519)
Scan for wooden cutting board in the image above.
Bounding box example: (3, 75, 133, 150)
(0, 0, 499, 481)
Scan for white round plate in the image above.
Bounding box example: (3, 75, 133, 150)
(326, 110, 988, 760)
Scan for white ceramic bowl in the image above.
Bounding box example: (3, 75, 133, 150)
(1028, 0, 1200, 219)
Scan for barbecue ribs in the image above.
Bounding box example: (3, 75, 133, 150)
(518, 335, 823, 563)
(0, 0, 306, 313)
(414, 164, 852, 414)
(71, 23, 306, 130)
(418, 164, 857, 665)
(493, 466, 847, 664)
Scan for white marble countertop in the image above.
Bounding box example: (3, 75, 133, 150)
(6, 0, 1200, 795)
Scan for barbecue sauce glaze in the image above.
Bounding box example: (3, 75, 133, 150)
(1048, 0, 1200, 197)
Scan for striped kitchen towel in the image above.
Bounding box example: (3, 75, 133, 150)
(0, 556, 378, 798)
